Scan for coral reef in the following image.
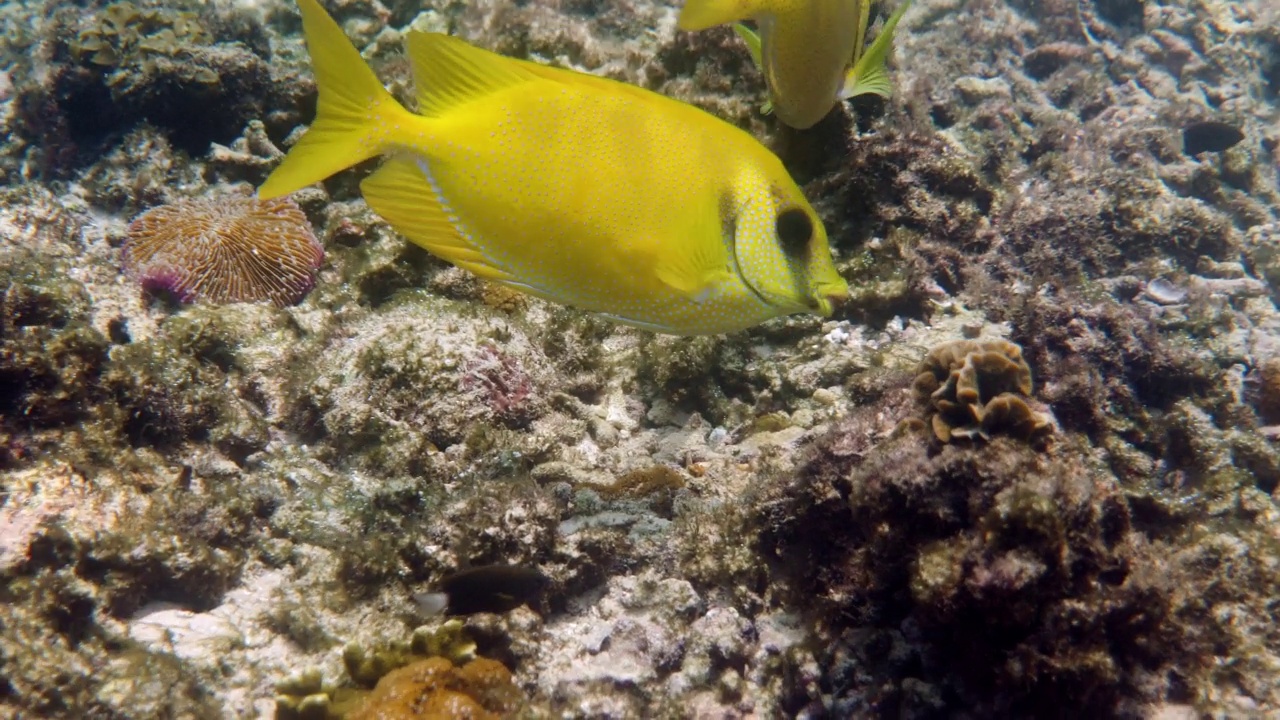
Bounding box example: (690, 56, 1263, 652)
(274, 620, 495, 719)
(2, 0, 1280, 716)
(346, 657, 523, 720)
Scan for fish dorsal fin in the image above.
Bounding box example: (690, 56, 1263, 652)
(405, 31, 542, 117)
(653, 200, 735, 303)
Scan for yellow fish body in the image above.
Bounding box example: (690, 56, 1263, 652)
(258, 0, 849, 335)
(680, 0, 913, 129)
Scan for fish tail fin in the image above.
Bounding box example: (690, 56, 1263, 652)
(678, 0, 770, 31)
(840, 0, 914, 101)
(258, 0, 413, 199)
(413, 592, 449, 617)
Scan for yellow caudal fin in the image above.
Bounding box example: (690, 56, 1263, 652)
(404, 31, 541, 117)
(258, 0, 411, 199)
(678, 0, 770, 31)
(360, 156, 513, 282)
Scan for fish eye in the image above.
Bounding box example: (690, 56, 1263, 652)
(775, 208, 812, 257)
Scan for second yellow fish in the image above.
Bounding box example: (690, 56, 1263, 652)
(259, 0, 849, 335)
(679, 0, 913, 129)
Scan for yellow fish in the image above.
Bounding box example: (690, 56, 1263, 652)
(258, 0, 849, 335)
(680, 0, 913, 129)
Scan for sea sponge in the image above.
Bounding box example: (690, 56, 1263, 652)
(123, 195, 323, 306)
(346, 657, 523, 720)
(913, 339, 1053, 444)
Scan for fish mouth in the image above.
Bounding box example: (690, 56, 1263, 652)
(814, 284, 849, 316)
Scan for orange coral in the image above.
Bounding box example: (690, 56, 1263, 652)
(347, 657, 523, 720)
(123, 195, 323, 306)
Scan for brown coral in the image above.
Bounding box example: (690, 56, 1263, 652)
(1253, 357, 1280, 424)
(347, 657, 523, 720)
(123, 195, 323, 306)
(913, 339, 1053, 444)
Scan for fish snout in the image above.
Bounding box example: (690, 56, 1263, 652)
(814, 284, 850, 316)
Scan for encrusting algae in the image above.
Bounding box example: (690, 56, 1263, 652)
(257, 0, 849, 335)
(5, 0, 1280, 716)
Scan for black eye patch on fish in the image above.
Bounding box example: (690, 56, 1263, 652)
(776, 207, 813, 259)
(414, 564, 550, 616)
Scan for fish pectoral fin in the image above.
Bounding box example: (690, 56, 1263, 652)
(727, 26, 776, 116)
(678, 0, 769, 30)
(731, 23, 764, 72)
(405, 31, 541, 117)
(654, 212, 735, 302)
(655, 262, 734, 301)
(839, 0, 914, 100)
(361, 155, 513, 282)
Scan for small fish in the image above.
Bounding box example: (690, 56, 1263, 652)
(414, 565, 550, 616)
(680, 0, 914, 129)
(259, 0, 849, 335)
(1182, 120, 1245, 156)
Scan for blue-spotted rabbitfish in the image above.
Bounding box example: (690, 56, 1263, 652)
(258, 0, 850, 335)
(679, 0, 914, 129)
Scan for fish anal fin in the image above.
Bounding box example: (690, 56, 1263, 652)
(360, 156, 512, 282)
